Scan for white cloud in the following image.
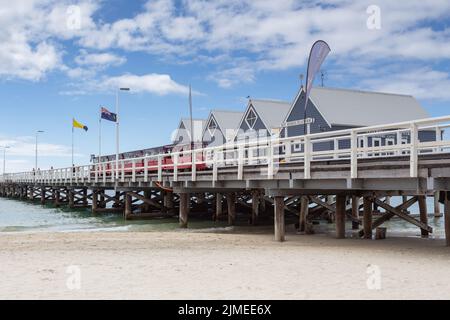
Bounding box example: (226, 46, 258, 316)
(0, 0, 99, 81)
(100, 73, 190, 95)
(362, 68, 450, 101)
(75, 50, 126, 67)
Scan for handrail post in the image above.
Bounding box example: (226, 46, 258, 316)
(304, 136, 311, 179)
(212, 149, 218, 183)
(350, 130, 358, 179)
(157, 155, 162, 182)
(173, 153, 178, 182)
(121, 161, 125, 183)
(144, 157, 148, 182)
(238, 145, 244, 180)
(132, 159, 136, 182)
(191, 149, 197, 182)
(410, 123, 419, 178)
(267, 139, 274, 178)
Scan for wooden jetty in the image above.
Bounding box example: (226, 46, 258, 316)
(1, 116, 450, 246)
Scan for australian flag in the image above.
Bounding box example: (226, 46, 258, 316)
(101, 107, 117, 122)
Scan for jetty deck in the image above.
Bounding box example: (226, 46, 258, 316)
(2, 115, 450, 245)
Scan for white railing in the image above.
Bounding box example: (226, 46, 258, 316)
(2, 115, 450, 184)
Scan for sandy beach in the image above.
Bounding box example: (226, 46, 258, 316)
(1, 228, 450, 300)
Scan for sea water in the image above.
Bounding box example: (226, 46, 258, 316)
(0, 198, 224, 233)
(0, 197, 446, 238)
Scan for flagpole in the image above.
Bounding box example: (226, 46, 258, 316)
(115, 91, 119, 182)
(189, 85, 193, 149)
(99, 108, 102, 161)
(72, 121, 74, 167)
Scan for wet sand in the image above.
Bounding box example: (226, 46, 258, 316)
(1, 229, 449, 299)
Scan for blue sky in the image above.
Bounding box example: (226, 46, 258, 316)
(1, 0, 450, 172)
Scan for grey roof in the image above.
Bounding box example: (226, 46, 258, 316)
(306, 87, 429, 127)
(174, 118, 206, 142)
(205, 110, 244, 140)
(249, 99, 291, 129)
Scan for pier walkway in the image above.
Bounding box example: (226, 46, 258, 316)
(2, 116, 450, 245)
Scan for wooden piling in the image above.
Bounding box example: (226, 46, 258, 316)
(445, 192, 450, 247)
(363, 197, 373, 239)
(179, 193, 189, 228)
(215, 193, 222, 221)
(124, 192, 132, 220)
(165, 191, 174, 213)
(335, 194, 346, 239)
(40, 187, 46, 205)
(274, 196, 285, 242)
(299, 196, 308, 232)
(351, 195, 359, 230)
(141, 190, 150, 212)
(68, 189, 75, 208)
(418, 195, 429, 238)
(226, 193, 236, 226)
(434, 191, 442, 218)
(251, 190, 259, 225)
(54, 189, 60, 207)
(91, 190, 98, 214)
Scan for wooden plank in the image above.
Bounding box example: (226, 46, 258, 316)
(251, 190, 259, 225)
(351, 196, 360, 230)
(128, 191, 163, 210)
(358, 196, 418, 237)
(226, 193, 236, 226)
(179, 193, 189, 228)
(274, 196, 285, 242)
(418, 196, 429, 238)
(215, 193, 222, 221)
(373, 198, 432, 233)
(363, 197, 372, 239)
(124, 193, 132, 220)
(445, 192, 450, 247)
(335, 195, 346, 239)
(299, 196, 308, 232)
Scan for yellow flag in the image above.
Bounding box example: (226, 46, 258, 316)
(73, 118, 88, 131)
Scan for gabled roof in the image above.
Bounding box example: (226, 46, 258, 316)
(173, 118, 206, 142)
(286, 87, 429, 127)
(247, 99, 291, 129)
(203, 110, 244, 141)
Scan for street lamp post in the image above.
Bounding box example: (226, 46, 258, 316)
(35, 130, 44, 172)
(116, 88, 130, 182)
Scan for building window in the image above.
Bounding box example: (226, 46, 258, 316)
(245, 108, 258, 129)
(208, 118, 217, 136)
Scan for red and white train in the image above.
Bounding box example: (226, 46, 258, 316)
(90, 142, 209, 175)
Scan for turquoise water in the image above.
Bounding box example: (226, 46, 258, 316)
(0, 198, 226, 233)
(0, 197, 446, 238)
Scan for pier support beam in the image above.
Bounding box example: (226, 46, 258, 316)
(40, 188, 45, 205)
(335, 195, 346, 239)
(165, 191, 174, 213)
(251, 190, 259, 225)
(299, 196, 309, 233)
(434, 191, 442, 218)
(124, 192, 132, 220)
(226, 193, 236, 226)
(215, 193, 223, 221)
(418, 196, 429, 238)
(274, 196, 285, 242)
(91, 190, 98, 214)
(68, 189, 75, 208)
(179, 193, 189, 228)
(445, 192, 450, 247)
(54, 190, 60, 207)
(351, 196, 360, 230)
(363, 197, 373, 239)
